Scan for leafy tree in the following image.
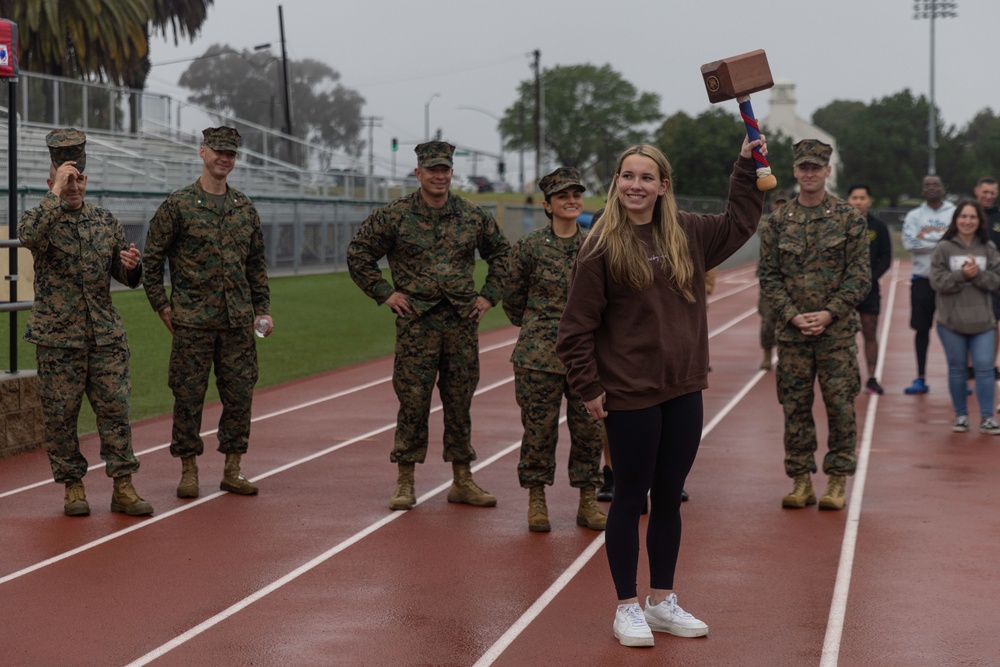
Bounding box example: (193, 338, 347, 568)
(812, 90, 960, 205)
(950, 109, 1000, 195)
(0, 0, 149, 80)
(178, 45, 365, 168)
(123, 0, 216, 132)
(653, 108, 794, 198)
(3, 0, 214, 131)
(811, 100, 866, 147)
(499, 64, 662, 187)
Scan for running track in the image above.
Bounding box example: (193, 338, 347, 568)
(2, 261, 998, 666)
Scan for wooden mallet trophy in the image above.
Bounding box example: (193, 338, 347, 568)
(700, 49, 777, 191)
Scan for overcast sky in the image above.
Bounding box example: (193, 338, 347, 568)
(146, 0, 993, 185)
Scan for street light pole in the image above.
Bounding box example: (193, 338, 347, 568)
(913, 0, 957, 176)
(425, 93, 441, 142)
(456, 105, 504, 184)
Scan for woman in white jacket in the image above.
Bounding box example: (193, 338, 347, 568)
(930, 199, 1000, 434)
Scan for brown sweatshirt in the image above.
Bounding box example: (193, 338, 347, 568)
(556, 156, 764, 410)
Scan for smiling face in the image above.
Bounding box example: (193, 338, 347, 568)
(47, 166, 87, 211)
(200, 145, 237, 181)
(955, 203, 982, 240)
(974, 181, 999, 209)
(792, 162, 831, 196)
(544, 187, 584, 223)
(415, 164, 453, 202)
(615, 154, 667, 223)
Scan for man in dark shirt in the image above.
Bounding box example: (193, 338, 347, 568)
(846, 185, 892, 394)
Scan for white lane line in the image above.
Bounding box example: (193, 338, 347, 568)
(0, 376, 514, 587)
(708, 280, 759, 304)
(710, 307, 759, 337)
(473, 361, 775, 666)
(472, 533, 607, 667)
(819, 259, 900, 667)
(123, 423, 551, 667)
(0, 337, 519, 500)
(125, 296, 767, 665)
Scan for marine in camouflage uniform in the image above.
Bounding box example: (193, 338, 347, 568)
(758, 140, 871, 510)
(504, 167, 606, 532)
(347, 141, 510, 511)
(19, 128, 152, 517)
(143, 127, 271, 498)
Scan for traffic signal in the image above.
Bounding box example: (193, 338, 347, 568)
(498, 160, 506, 177)
(391, 137, 398, 151)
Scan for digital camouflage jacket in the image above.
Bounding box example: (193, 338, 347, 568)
(504, 225, 586, 374)
(758, 192, 871, 342)
(19, 193, 140, 348)
(143, 179, 269, 329)
(347, 191, 510, 316)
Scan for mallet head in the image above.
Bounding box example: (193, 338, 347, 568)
(700, 49, 773, 103)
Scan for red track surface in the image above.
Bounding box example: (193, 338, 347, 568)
(2, 261, 999, 666)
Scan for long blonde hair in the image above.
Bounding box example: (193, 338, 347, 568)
(582, 144, 694, 301)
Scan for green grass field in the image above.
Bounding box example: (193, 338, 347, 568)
(1, 264, 511, 434)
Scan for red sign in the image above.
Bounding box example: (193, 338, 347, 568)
(0, 19, 19, 80)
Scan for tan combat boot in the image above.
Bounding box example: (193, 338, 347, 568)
(447, 462, 497, 507)
(177, 455, 199, 498)
(389, 463, 416, 511)
(220, 453, 259, 495)
(781, 473, 816, 509)
(576, 486, 608, 531)
(111, 475, 154, 516)
(576, 484, 608, 530)
(527, 486, 550, 532)
(64, 480, 90, 517)
(818, 474, 847, 511)
(760, 348, 773, 371)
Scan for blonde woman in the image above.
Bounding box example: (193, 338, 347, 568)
(557, 138, 765, 648)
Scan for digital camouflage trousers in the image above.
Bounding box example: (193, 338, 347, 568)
(776, 337, 860, 477)
(391, 302, 479, 464)
(36, 335, 139, 482)
(168, 325, 258, 458)
(514, 366, 603, 488)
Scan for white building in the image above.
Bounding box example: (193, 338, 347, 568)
(761, 82, 842, 194)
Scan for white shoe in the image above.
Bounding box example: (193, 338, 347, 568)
(643, 593, 709, 638)
(613, 603, 654, 647)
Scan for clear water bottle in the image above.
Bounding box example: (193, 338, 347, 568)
(254, 318, 272, 338)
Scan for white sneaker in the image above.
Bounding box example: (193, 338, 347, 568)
(613, 602, 654, 647)
(643, 593, 709, 638)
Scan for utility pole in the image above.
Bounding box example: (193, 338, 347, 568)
(362, 115, 383, 200)
(518, 101, 525, 194)
(532, 49, 542, 184)
(278, 5, 294, 163)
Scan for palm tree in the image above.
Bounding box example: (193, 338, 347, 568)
(123, 0, 216, 130)
(0, 0, 150, 80)
(0, 0, 214, 130)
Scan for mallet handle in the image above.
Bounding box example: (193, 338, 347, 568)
(737, 96, 777, 191)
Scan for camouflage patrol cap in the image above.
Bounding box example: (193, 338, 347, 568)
(539, 167, 586, 196)
(415, 141, 455, 168)
(45, 128, 87, 173)
(202, 126, 241, 152)
(793, 139, 832, 167)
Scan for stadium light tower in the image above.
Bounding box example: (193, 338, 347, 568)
(913, 0, 957, 176)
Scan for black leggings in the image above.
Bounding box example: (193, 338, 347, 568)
(603, 392, 703, 600)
